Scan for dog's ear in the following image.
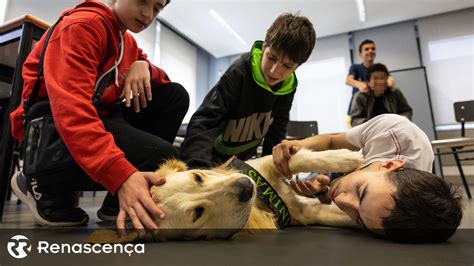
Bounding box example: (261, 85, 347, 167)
(218, 155, 237, 169)
(155, 159, 188, 176)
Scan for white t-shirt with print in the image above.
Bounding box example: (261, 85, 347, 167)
(346, 114, 434, 172)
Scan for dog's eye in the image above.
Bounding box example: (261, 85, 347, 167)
(194, 174, 203, 184)
(193, 207, 205, 222)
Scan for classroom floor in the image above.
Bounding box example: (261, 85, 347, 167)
(1, 184, 473, 266)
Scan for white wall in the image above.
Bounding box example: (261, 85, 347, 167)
(418, 8, 474, 125)
(159, 25, 197, 122)
(292, 33, 352, 133)
(0, 0, 9, 23)
(4, 0, 81, 24)
(353, 21, 421, 70)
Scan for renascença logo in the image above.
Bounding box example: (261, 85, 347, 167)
(7, 235, 32, 259)
(6, 235, 145, 258)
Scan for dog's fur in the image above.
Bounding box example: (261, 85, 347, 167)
(89, 148, 363, 243)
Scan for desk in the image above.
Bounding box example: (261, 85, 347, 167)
(432, 137, 474, 198)
(0, 15, 49, 221)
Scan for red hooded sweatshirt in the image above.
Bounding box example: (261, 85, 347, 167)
(10, 0, 170, 193)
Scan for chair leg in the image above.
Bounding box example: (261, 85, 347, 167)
(436, 149, 445, 178)
(452, 148, 472, 199)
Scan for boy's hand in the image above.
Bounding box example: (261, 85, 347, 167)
(290, 174, 330, 196)
(272, 140, 303, 178)
(116, 171, 166, 238)
(290, 174, 332, 204)
(121, 60, 152, 113)
(358, 82, 368, 93)
(387, 76, 396, 88)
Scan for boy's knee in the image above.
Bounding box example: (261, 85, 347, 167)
(153, 142, 179, 161)
(167, 82, 190, 104)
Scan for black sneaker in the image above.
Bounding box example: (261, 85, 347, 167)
(97, 192, 119, 222)
(10, 171, 89, 226)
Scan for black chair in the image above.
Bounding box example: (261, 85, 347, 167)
(432, 100, 474, 198)
(287, 120, 318, 140)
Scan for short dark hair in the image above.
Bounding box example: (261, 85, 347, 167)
(358, 39, 375, 53)
(381, 168, 463, 243)
(264, 13, 316, 65)
(365, 63, 389, 81)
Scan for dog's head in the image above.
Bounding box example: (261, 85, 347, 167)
(150, 160, 256, 240)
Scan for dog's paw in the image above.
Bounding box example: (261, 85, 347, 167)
(315, 149, 364, 173)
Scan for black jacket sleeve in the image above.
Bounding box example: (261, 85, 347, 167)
(350, 92, 369, 127)
(179, 67, 242, 168)
(262, 92, 295, 155)
(393, 88, 413, 121)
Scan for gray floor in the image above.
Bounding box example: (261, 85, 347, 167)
(1, 186, 473, 266)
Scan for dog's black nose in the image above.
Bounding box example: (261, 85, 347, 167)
(234, 177, 254, 202)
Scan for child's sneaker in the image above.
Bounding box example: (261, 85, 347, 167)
(96, 192, 119, 222)
(10, 171, 89, 226)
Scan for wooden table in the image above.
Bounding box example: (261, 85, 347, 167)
(432, 137, 474, 198)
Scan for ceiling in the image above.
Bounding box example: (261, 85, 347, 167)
(159, 0, 474, 58)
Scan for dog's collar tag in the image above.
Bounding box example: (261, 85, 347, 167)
(228, 158, 291, 228)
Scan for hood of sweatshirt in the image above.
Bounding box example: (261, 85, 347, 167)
(250, 40, 297, 95)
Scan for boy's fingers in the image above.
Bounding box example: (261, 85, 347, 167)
(117, 210, 127, 231)
(141, 195, 166, 220)
(131, 82, 140, 112)
(144, 78, 152, 101)
(124, 83, 131, 107)
(290, 145, 301, 154)
(133, 202, 159, 231)
(316, 175, 330, 186)
(144, 173, 166, 186)
(138, 82, 147, 108)
(290, 180, 303, 195)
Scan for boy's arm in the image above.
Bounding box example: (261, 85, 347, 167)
(262, 93, 294, 155)
(272, 133, 357, 177)
(350, 92, 369, 127)
(346, 75, 368, 93)
(346, 64, 368, 93)
(180, 70, 241, 168)
(44, 23, 136, 193)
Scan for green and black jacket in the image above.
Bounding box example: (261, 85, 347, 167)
(180, 41, 298, 168)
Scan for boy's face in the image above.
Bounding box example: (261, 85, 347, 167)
(359, 43, 376, 63)
(111, 0, 166, 33)
(328, 160, 404, 232)
(368, 71, 388, 97)
(261, 46, 298, 86)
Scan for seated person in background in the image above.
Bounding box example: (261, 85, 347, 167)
(180, 13, 316, 168)
(350, 63, 412, 127)
(272, 114, 463, 243)
(345, 39, 396, 114)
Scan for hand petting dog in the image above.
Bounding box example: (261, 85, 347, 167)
(117, 171, 166, 238)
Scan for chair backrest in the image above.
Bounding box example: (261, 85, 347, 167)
(454, 100, 474, 137)
(287, 121, 318, 139)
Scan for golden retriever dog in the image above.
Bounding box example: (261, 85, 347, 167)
(89, 148, 363, 243)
